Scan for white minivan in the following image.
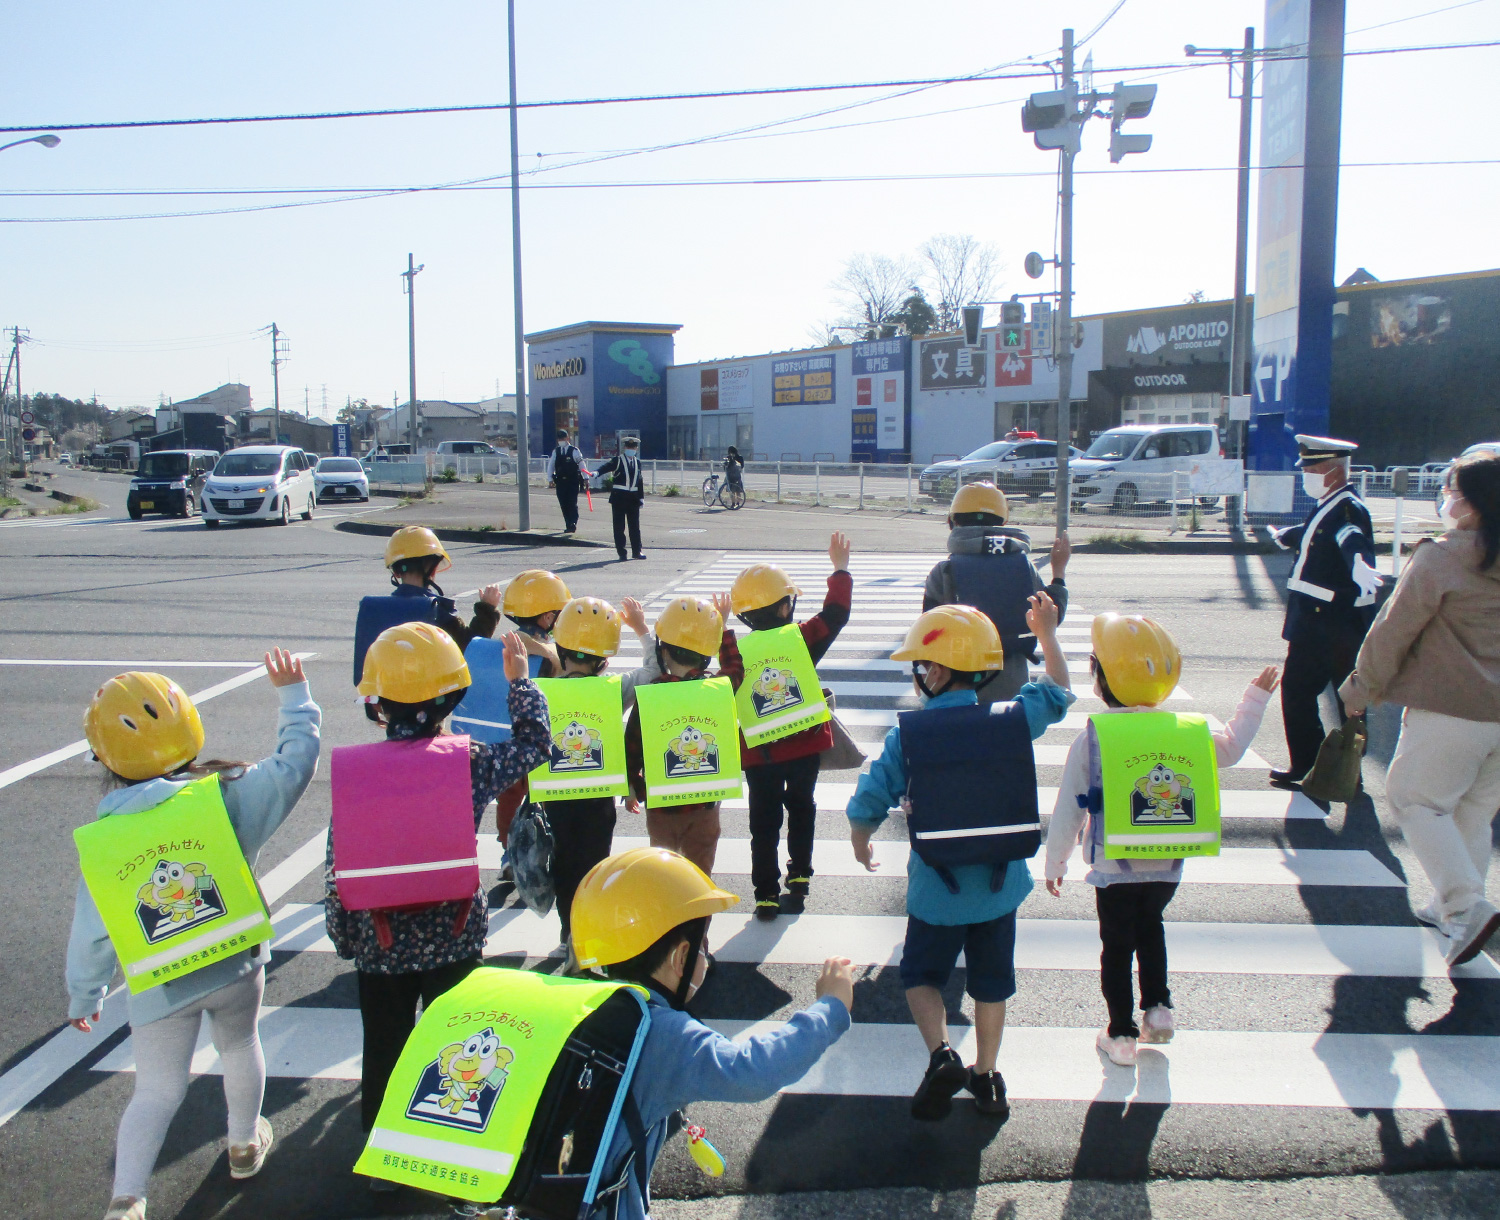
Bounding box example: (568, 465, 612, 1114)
(1069, 424, 1222, 513)
(201, 445, 318, 528)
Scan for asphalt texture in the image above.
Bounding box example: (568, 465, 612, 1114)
(1, 460, 1496, 1220)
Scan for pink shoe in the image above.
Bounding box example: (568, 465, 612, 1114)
(1096, 1029, 1137, 1066)
(1140, 1006, 1175, 1044)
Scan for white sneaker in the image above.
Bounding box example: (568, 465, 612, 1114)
(1414, 900, 1461, 938)
(1096, 1029, 1138, 1066)
(1446, 899, 1500, 968)
(104, 1198, 146, 1220)
(1140, 1006, 1175, 1044)
(228, 1115, 273, 1179)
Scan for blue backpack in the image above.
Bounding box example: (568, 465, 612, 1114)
(450, 636, 544, 744)
(353, 595, 439, 686)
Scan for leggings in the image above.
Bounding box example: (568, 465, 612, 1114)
(113, 968, 266, 1200)
(1095, 881, 1178, 1039)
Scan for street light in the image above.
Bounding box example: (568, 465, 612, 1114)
(0, 134, 61, 154)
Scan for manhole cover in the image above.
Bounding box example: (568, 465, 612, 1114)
(669, 528, 708, 534)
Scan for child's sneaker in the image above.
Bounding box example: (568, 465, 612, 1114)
(965, 1069, 1011, 1120)
(104, 1199, 146, 1220)
(1139, 1006, 1175, 1044)
(910, 1043, 968, 1121)
(1096, 1029, 1138, 1067)
(754, 898, 780, 922)
(783, 874, 810, 913)
(228, 1115, 273, 1179)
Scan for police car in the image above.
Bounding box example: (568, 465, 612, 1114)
(919, 438, 1082, 501)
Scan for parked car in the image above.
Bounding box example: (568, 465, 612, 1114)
(127, 449, 218, 519)
(434, 439, 513, 477)
(435, 440, 502, 456)
(57, 452, 72, 465)
(314, 456, 370, 502)
(1069, 424, 1222, 513)
(919, 439, 1083, 501)
(200, 445, 317, 528)
(367, 444, 413, 461)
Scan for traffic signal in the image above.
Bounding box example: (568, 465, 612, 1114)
(1021, 86, 1079, 153)
(962, 305, 984, 348)
(1108, 82, 1156, 163)
(1029, 301, 1053, 356)
(1000, 302, 1026, 353)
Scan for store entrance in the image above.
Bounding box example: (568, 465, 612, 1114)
(542, 396, 579, 444)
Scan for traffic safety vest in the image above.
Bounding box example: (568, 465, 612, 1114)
(734, 624, 831, 749)
(636, 677, 743, 806)
(899, 701, 1040, 891)
(73, 774, 273, 995)
(947, 547, 1036, 654)
(528, 674, 628, 801)
(1093, 712, 1221, 859)
(356, 966, 651, 1207)
(330, 735, 479, 910)
(354, 594, 439, 686)
(450, 637, 545, 745)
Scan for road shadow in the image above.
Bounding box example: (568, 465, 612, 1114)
(1056, 1050, 1171, 1216)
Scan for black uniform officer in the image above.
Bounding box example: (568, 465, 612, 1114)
(595, 436, 646, 560)
(546, 429, 587, 533)
(1270, 434, 1382, 789)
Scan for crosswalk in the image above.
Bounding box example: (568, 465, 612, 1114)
(90, 550, 1498, 1132)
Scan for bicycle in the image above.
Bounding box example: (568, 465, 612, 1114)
(701, 472, 746, 510)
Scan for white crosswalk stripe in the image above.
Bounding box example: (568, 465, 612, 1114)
(84, 549, 1500, 1122)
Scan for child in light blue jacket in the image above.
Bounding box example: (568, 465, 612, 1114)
(65, 650, 320, 1220)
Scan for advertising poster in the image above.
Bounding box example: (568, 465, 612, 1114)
(1371, 295, 1451, 347)
(919, 337, 986, 390)
(700, 368, 719, 410)
(852, 339, 908, 454)
(772, 354, 836, 405)
(718, 364, 753, 411)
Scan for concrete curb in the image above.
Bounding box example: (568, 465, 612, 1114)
(334, 519, 607, 548)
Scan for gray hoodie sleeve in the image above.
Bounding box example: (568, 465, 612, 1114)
(65, 880, 115, 1020)
(618, 634, 661, 711)
(221, 681, 322, 865)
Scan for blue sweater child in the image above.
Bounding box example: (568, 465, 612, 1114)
(846, 596, 1073, 1122)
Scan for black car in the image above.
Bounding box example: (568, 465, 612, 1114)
(128, 450, 218, 519)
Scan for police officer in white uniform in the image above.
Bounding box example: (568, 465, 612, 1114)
(595, 436, 646, 560)
(1270, 435, 1382, 791)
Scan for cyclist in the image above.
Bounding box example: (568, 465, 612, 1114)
(724, 446, 745, 492)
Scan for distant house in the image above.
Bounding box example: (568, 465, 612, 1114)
(377, 399, 504, 450)
(236, 408, 334, 454)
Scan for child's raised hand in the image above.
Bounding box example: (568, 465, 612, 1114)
(710, 591, 733, 622)
(815, 957, 855, 1012)
(69, 1011, 101, 1034)
(1252, 665, 1281, 694)
(264, 648, 305, 688)
(621, 597, 648, 635)
(500, 632, 531, 681)
(828, 531, 851, 571)
(1045, 878, 1063, 898)
(479, 583, 503, 607)
(1025, 591, 1058, 637)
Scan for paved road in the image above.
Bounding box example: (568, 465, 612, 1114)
(0, 465, 1495, 1219)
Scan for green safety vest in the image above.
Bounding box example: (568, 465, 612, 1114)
(356, 966, 648, 1202)
(734, 624, 831, 749)
(528, 674, 628, 801)
(73, 774, 274, 994)
(1093, 712, 1221, 859)
(636, 677, 743, 806)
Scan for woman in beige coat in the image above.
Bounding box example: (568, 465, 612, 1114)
(1341, 451, 1500, 967)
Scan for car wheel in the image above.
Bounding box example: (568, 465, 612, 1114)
(1113, 484, 1139, 515)
(302, 494, 314, 521)
(278, 497, 291, 525)
(128, 507, 142, 521)
(204, 518, 220, 529)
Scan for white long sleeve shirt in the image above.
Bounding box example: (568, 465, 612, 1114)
(1044, 683, 1271, 887)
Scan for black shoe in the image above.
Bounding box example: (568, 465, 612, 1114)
(564, 525, 577, 533)
(754, 898, 780, 922)
(617, 552, 629, 562)
(781, 875, 810, 914)
(966, 1069, 1011, 1120)
(1268, 770, 1304, 792)
(911, 1043, 967, 1121)
(632, 552, 647, 560)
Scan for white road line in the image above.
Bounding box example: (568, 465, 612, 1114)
(0, 654, 316, 792)
(834, 709, 1225, 732)
(0, 659, 264, 668)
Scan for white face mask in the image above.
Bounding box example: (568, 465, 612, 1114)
(1302, 471, 1327, 500)
(1440, 495, 1468, 529)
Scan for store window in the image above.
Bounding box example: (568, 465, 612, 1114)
(1123, 392, 1220, 427)
(667, 417, 697, 460)
(695, 412, 753, 460)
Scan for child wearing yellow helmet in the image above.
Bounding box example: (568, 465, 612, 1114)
(66, 649, 321, 1220)
(1044, 614, 1279, 1068)
(326, 624, 553, 1152)
(623, 593, 743, 877)
(730, 532, 853, 922)
(845, 595, 1074, 1124)
(570, 847, 854, 1220)
(501, 568, 572, 677)
(383, 525, 503, 649)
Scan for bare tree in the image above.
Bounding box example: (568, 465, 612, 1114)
(831, 253, 920, 338)
(920, 234, 1002, 332)
(806, 321, 848, 348)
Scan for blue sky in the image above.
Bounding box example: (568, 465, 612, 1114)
(2, 0, 1496, 412)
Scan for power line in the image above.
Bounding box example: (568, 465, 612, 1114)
(1, 39, 1495, 136)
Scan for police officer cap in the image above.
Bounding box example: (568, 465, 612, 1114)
(1294, 434, 1358, 467)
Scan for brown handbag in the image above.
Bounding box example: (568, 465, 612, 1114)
(1300, 714, 1368, 804)
(818, 688, 868, 771)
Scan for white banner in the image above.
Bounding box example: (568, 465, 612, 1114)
(1188, 458, 1244, 497)
(719, 364, 753, 412)
(1247, 472, 1296, 514)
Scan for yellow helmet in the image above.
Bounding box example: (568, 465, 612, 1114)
(890, 605, 1004, 672)
(730, 563, 802, 615)
(85, 672, 205, 782)
(357, 621, 471, 702)
(384, 526, 451, 572)
(654, 596, 723, 657)
(950, 481, 1009, 522)
(553, 597, 622, 658)
(1091, 613, 1181, 706)
(570, 846, 739, 969)
(503, 569, 571, 619)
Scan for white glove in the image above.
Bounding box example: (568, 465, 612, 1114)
(1351, 555, 1383, 604)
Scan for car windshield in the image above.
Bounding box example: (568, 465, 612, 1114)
(137, 453, 188, 480)
(214, 453, 281, 476)
(317, 458, 363, 472)
(1084, 431, 1143, 461)
(961, 442, 1009, 461)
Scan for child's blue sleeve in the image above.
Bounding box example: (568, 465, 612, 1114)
(845, 725, 905, 828)
(1015, 676, 1076, 740)
(668, 998, 850, 1104)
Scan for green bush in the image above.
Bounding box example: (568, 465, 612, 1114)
(436, 468, 458, 483)
(662, 484, 681, 497)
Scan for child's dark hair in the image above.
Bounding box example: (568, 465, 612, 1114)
(390, 554, 444, 592)
(951, 511, 1006, 528)
(660, 641, 711, 671)
(739, 598, 793, 632)
(1452, 452, 1500, 570)
(1090, 655, 1125, 708)
(367, 688, 469, 738)
(99, 757, 249, 795)
(558, 648, 608, 675)
(601, 917, 707, 1006)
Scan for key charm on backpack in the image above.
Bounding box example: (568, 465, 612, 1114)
(684, 1124, 725, 1176)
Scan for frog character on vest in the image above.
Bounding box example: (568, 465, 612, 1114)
(75, 673, 274, 992)
(1089, 614, 1220, 858)
(530, 598, 628, 800)
(891, 605, 1042, 891)
(730, 560, 832, 749)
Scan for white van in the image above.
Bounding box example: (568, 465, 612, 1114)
(1069, 424, 1222, 513)
(201, 445, 318, 528)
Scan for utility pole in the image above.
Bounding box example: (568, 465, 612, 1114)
(402, 254, 424, 453)
(508, 0, 531, 529)
(10, 326, 28, 479)
(1054, 28, 1076, 537)
(269, 324, 288, 445)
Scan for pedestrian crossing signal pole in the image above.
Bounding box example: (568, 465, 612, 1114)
(507, 0, 531, 531)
